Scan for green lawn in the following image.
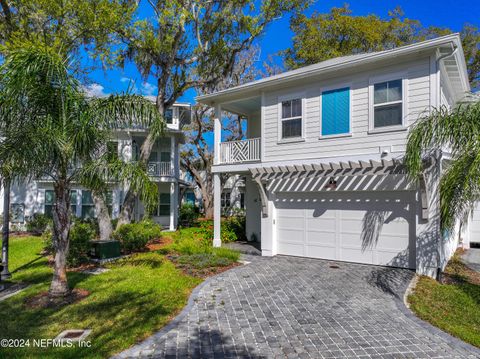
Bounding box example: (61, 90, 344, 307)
(0, 234, 210, 358)
(408, 251, 480, 348)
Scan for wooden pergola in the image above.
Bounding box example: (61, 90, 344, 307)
(250, 158, 431, 220)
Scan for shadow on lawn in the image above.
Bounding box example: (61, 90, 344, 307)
(0, 287, 174, 359)
(11, 255, 44, 274)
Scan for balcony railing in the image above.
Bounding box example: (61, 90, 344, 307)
(147, 161, 173, 177)
(219, 138, 261, 164)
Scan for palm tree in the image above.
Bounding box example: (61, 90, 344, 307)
(405, 98, 480, 232)
(0, 40, 164, 297)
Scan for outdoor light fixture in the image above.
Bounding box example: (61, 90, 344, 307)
(326, 177, 337, 190)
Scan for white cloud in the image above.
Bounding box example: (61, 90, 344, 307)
(141, 82, 157, 96)
(120, 77, 133, 84)
(84, 83, 108, 98)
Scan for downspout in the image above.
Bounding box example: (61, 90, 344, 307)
(434, 46, 457, 280)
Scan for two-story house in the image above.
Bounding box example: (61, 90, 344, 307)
(1, 102, 191, 231)
(197, 34, 471, 278)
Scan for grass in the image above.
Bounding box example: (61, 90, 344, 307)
(159, 228, 241, 277)
(0, 235, 202, 358)
(408, 250, 480, 348)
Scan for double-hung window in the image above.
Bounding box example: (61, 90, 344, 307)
(45, 190, 77, 217)
(372, 79, 404, 128)
(221, 191, 231, 209)
(280, 98, 303, 139)
(321, 87, 350, 136)
(82, 190, 95, 219)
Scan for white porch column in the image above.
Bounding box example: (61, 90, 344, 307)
(170, 135, 175, 176)
(213, 172, 221, 247)
(213, 104, 222, 165)
(169, 182, 176, 231)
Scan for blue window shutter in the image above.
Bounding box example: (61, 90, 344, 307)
(322, 87, 350, 136)
(335, 88, 350, 134)
(322, 90, 336, 136)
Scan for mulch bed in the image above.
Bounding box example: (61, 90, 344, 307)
(440, 249, 480, 286)
(146, 236, 173, 251)
(24, 288, 90, 309)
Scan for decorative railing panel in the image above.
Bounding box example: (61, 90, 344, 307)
(219, 138, 260, 164)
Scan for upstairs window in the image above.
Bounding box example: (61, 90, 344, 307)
(321, 87, 350, 136)
(160, 151, 170, 162)
(373, 79, 403, 128)
(280, 98, 302, 139)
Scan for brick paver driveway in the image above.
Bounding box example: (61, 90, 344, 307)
(117, 255, 480, 358)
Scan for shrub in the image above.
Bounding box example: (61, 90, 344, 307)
(113, 220, 162, 253)
(67, 223, 95, 267)
(73, 217, 99, 237)
(179, 203, 200, 227)
(26, 213, 52, 235)
(223, 215, 246, 242)
(185, 218, 244, 244)
(111, 218, 119, 229)
(42, 227, 54, 253)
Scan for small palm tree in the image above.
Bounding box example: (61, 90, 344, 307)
(405, 99, 480, 232)
(0, 40, 163, 298)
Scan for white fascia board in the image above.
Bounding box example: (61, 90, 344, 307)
(197, 34, 463, 105)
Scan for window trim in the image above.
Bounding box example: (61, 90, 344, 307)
(319, 84, 352, 139)
(277, 92, 306, 143)
(368, 72, 408, 132)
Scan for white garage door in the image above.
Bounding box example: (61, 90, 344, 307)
(275, 191, 416, 269)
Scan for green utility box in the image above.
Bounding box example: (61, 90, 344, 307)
(90, 240, 121, 260)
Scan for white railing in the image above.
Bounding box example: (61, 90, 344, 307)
(147, 162, 173, 177)
(220, 138, 261, 164)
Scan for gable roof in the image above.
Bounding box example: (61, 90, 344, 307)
(196, 34, 469, 105)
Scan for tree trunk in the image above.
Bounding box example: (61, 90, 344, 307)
(116, 188, 137, 228)
(117, 126, 159, 229)
(93, 190, 112, 241)
(1, 178, 11, 279)
(49, 179, 71, 298)
(202, 185, 214, 219)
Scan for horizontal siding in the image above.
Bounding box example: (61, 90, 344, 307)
(263, 57, 432, 162)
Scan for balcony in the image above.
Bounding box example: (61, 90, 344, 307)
(147, 161, 173, 177)
(219, 138, 261, 164)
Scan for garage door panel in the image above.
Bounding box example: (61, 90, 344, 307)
(305, 245, 336, 259)
(277, 228, 304, 243)
(277, 216, 304, 231)
(275, 191, 415, 269)
(306, 217, 336, 232)
(341, 247, 374, 264)
(278, 242, 304, 256)
(306, 232, 336, 246)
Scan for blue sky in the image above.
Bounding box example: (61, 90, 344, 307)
(85, 0, 479, 104)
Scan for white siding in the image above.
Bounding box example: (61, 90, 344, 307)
(262, 57, 432, 162)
